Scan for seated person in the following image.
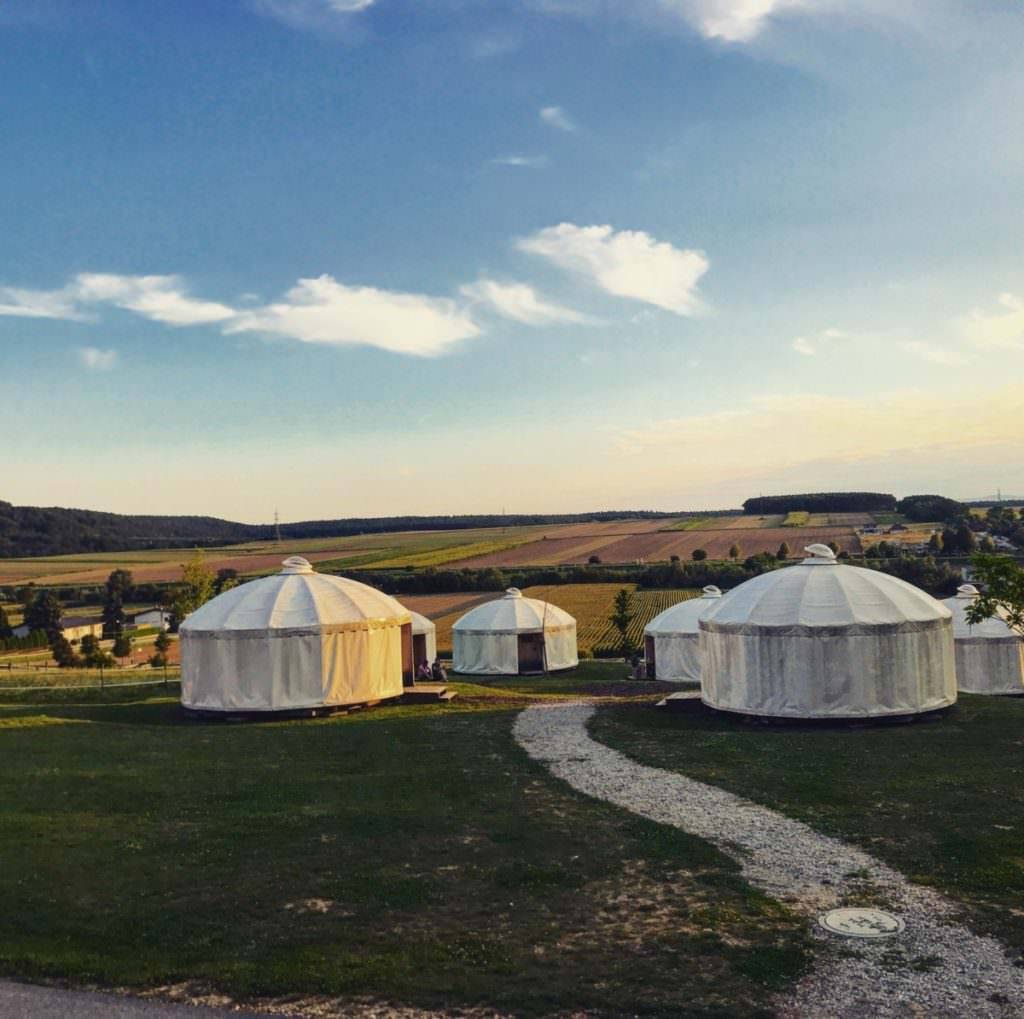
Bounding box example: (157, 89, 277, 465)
(431, 658, 447, 682)
(415, 660, 432, 682)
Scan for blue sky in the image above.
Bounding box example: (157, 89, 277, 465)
(1, 0, 1022, 521)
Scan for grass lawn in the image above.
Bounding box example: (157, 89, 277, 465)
(0, 662, 807, 1017)
(590, 695, 1024, 960)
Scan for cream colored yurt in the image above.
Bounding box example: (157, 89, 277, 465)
(180, 557, 413, 713)
(700, 545, 956, 719)
(408, 611, 437, 667)
(644, 586, 723, 682)
(452, 588, 577, 675)
(942, 584, 1024, 695)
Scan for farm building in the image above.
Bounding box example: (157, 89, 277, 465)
(941, 584, 1024, 695)
(699, 544, 956, 719)
(12, 617, 102, 643)
(644, 586, 722, 682)
(452, 588, 577, 675)
(179, 556, 413, 713)
(408, 610, 437, 666)
(131, 608, 170, 630)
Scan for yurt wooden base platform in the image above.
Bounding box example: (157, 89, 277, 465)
(401, 683, 457, 704)
(181, 697, 401, 722)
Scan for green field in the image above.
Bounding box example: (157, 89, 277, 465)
(782, 511, 810, 527)
(0, 666, 806, 1017)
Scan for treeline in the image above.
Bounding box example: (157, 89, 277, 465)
(742, 492, 897, 514)
(0, 498, 694, 559)
(895, 495, 967, 523)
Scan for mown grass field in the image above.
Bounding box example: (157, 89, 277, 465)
(0, 666, 807, 1017)
(591, 695, 1024, 959)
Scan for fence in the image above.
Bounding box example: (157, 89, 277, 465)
(0, 664, 180, 695)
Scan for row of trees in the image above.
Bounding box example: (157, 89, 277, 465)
(743, 492, 897, 514)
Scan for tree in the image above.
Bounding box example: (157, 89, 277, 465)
(955, 521, 977, 555)
(102, 569, 134, 638)
(979, 535, 996, 553)
(966, 554, 1024, 633)
(113, 632, 133, 660)
(169, 551, 216, 631)
(692, 549, 707, 562)
(728, 544, 741, 560)
(214, 568, 239, 594)
(588, 555, 602, 565)
(150, 629, 171, 668)
(827, 540, 840, 555)
(927, 532, 943, 554)
(0, 605, 11, 640)
(669, 554, 680, 564)
(25, 591, 63, 640)
(610, 588, 636, 658)
(776, 542, 790, 560)
(51, 634, 79, 668)
(79, 634, 113, 668)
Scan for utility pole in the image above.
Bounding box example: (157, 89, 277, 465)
(274, 509, 282, 545)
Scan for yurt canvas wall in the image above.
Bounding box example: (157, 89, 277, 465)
(943, 585, 1024, 695)
(643, 586, 722, 682)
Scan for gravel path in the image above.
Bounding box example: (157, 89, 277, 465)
(514, 702, 1024, 1018)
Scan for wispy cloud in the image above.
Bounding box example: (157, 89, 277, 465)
(901, 340, 969, 366)
(252, 0, 374, 32)
(540, 105, 577, 132)
(961, 293, 1024, 352)
(460, 279, 592, 326)
(490, 154, 549, 169)
(790, 327, 846, 356)
(471, 32, 522, 60)
(0, 284, 88, 321)
(224, 275, 481, 357)
(658, 0, 807, 43)
(74, 274, 236, 326)
(518, 223, 708, 316)
(78, 347, 119, 371)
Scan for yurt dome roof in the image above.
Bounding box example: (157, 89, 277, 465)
(180, 557, 410, 633)
(453, 588, 575, 634)
(702, 546, 950, 631)
(645, 586, 722, 637)
(943, 584, 1019, 640)
(408, 610, 435, 636)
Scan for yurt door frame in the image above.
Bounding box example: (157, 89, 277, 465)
(517, 633, 546, 674)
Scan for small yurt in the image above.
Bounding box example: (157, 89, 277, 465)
(644, 586, 723, 682)
(180, 556, 413, 713)
(452, 588, 577, 675)
(408, 611, 437, 667)
(700, 544, 956, 719)
(942, 584, 1024, 695)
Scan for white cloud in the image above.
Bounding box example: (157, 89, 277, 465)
(792, 336, 816, 356)
(74, 274, 236, 326)
(961, 293, 1024, 351)
(252, 0, 374, 31)
(0, 284, 88, 321)
(225, 274, 481, 356)
(900, 340, 969, 366)
(540, 105, 577, 132)
(658, 0, 808, 42)
(460, 279, 592, 326)
(790, 327, 848, 356)
(518, 223, 708, 316)
(490, 154, 549, 169)
(78, 347, 118, 371)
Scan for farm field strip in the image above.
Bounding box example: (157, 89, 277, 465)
(454, 534, 626, 569)
(399, 592, 500, 620)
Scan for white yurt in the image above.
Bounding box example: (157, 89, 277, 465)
(408, 611, 438, 667)
(699, 545, 956, 719)
(644, 586, 723, 682)
(180, 557, 413, 713)
(942, 584, 1024, 695)
(452, 588, 577, 675)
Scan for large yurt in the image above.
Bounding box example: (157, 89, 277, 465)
(452, 588, 577, 675)
(180, 556, 413, 713)
(644, 586, 723, 682)
(408, 611, 437, 666)
(700, 544, 956, 719)
(942, 584, 1024, 695)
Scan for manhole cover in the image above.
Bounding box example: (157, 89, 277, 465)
(819, 908, 905, 939)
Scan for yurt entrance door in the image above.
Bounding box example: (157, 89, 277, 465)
(644, 635, 656, 679)
(412, 633, 429, 668)
(517, 633, 546, 674)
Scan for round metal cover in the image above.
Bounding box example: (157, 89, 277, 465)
(819, 908, 905, 939)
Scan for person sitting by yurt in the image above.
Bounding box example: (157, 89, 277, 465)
(179, 557, 413, 714)
(452, 588, 577, 675)
(644, 585, 722, 682)
(699, 544, 956, 720)
(941, 584, 1024, 695)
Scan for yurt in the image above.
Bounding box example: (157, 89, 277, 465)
(452, 588, 577, 675)
(644, 586, 723, 682)
(180, 556, 413, 713)
(700, 545, 956, 719)
(942, 584, 1024, 695)
(408, 611, 437, 667)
